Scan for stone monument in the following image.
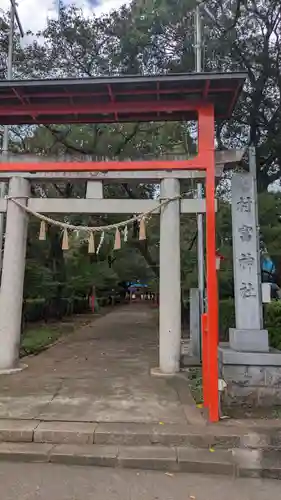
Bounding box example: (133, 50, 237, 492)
(230, 172, 268, 352)
(219, 170, 281, 406)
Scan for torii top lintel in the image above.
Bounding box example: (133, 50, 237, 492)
(0, 72, 246, 172)
(0, 72, 246, 125)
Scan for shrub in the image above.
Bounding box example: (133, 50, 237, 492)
(265, 301, 281, 350)
(23, 297, 90, 323)
(219, 298, 281, 349)
(219, 298, 235, 341)
(23, 298, 46, 322)
(97, 297, 108, 308)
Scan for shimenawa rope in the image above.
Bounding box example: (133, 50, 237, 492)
(7, 194, 184, 233)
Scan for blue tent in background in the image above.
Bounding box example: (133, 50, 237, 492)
(126, 281, 148, 291)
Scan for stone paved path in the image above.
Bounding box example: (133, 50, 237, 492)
(0, 305, 188, 424)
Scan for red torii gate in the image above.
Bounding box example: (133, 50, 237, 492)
(0, 72, 246, 422)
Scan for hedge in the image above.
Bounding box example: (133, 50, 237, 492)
(264, 301, 281, 350)
(219, 298, 281, 349)
(22, 292, 123, 323)
(219, 298, 236, 341)
(23, 297, 91, 323)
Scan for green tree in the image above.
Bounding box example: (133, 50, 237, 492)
(2, 0, 281, 310)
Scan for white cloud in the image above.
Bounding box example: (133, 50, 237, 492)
(95, 0, 130, 16)
(2, 0, 58, 32)
(1, 0, 131, 34)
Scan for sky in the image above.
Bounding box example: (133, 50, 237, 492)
(1, 0, 131, 35)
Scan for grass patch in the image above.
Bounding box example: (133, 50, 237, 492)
(20, 317, 85, 357)
(187, 367, 203, 404)
(20, 307, 114, 357)
(19, 311, 107, 357)
(20, 326, 64, 357)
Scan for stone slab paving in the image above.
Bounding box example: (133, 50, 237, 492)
(0, 419, 39, 442)
(0, 441, 280, 478)
(50, 444, 119, 467)
(0, 442, 53, 463)
(0, 442, 238, 474)
(118, 445, 178, 472)
(34, 421, 97, 445)
(0, 416, 280, 476)
(0, 306, 192, 424)
(1, 418, 281, 452)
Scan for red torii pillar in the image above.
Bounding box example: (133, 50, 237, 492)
(200, 103, 219, 423)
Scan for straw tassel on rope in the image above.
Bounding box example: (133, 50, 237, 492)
(97, 231, 105, 255)
(62, 228, 69, 250)
(39, 220, 47, 241)
(124, 225, 128, 243)
(88, 232, 95, 254)
(139, 218, 146, 241)
(114, 228, 121, 250)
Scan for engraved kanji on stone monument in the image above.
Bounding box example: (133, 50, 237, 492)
(237, 196, 252, 213)
(231, 173, 262, 331)
(239, 252, 255, 271)
(238, 224, 253, 242)
(240, 281, 257, 298)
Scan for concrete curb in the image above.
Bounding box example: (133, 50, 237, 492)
(0, 419, 281, 450)
(0, 363, 28, 375)
(0, 443, 53, 463)
(0, 443, 280, 478)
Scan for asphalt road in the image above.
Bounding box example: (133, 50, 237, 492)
(0, 463, 279, 500)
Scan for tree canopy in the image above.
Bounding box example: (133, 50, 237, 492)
(1, 0, 281, 308)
